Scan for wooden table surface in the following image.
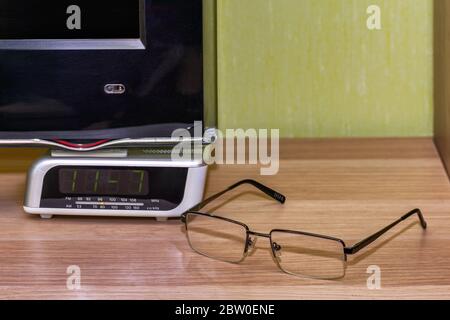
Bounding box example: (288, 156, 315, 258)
(0, 138, 449, 300)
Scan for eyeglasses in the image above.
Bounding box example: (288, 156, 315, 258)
(181, 180, 428, 279)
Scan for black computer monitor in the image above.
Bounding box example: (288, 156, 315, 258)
(0, 0, 215, 147)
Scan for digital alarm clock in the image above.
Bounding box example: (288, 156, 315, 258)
(24, 150, 207, 220)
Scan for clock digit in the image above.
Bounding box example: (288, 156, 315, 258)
(106, 170, 120, 194)
(138, 170, 145, 193)
(131, 170, 146, 194)
(71, 170, 78, 193)
(94, 170, 100, 193)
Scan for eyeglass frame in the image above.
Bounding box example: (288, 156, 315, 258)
(181, 179, 428, 278)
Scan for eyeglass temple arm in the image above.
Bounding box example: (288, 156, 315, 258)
(188, 179, 286, 212)
(344, 209, 427, 255)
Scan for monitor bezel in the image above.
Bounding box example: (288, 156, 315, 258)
(0, 0, 146, 50)
(0, 0, 218, 150)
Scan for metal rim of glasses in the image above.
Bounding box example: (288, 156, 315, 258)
(183, 211, 349, 280)
(184, 211, 250, 264)
(268, 229, 348, 280)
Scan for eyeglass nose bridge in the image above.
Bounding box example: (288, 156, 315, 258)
(244, 231, 271, 255)
(248, 231, 271, 238)
(245, 231, 284, 264)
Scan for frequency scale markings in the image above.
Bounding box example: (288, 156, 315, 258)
(75, 201, 145, 207)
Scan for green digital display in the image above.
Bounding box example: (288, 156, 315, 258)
(58, 168, 148, 196)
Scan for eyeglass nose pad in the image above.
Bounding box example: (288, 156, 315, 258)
(272, 242, 282, 262)
(247, 236, 258, 255)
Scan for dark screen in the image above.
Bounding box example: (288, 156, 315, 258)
(0, 0, 140, 39)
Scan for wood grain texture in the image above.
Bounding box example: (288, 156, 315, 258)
(0, 139, 449, 299)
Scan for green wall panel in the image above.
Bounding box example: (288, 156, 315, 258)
(216, 0, 433, 137)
